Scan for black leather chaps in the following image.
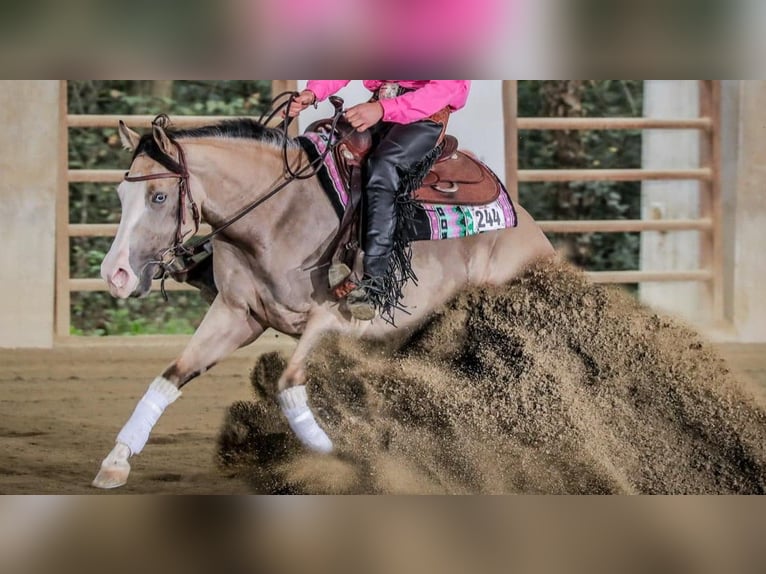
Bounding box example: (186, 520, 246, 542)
(362, 119, 443, 277)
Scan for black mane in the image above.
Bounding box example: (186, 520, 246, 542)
(171, 119, 290, 143)
(132, 118, 293, 172)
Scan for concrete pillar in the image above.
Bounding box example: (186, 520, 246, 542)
(732, 81, 766, 342)
(0, 81, 62, 348)
(640, 81, 709, 323)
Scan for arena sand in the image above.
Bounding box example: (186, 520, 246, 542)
(218, 259, 766, 494)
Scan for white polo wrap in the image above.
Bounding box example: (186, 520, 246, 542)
(279, 386, 333, 454)
(116, 377, 182, 455)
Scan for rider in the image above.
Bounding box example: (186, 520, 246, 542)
(288, 80, 471, 321)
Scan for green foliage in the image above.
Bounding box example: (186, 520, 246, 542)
(71, 293, 205, 336)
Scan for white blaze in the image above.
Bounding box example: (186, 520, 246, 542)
(101, 181, 147, 299)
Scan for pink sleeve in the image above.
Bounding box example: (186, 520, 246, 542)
(379, 81, 472, 124)
(305, 80, 352, 102)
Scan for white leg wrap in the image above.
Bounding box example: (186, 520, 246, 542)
(279, 386, 333, 454)
(116, 377, 182, 456)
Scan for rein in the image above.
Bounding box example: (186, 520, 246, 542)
(123, 94, 347, 299)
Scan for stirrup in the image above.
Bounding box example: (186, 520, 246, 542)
(328, 263, 352, 290)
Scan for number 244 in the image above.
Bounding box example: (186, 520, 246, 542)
(475, 209, 502, 229)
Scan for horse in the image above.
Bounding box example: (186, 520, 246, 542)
(92, 114, 554, 489)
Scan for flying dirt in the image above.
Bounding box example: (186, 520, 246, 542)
(218, 259, 766, 494)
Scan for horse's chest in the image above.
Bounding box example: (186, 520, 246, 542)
(250, 288, 309, 336)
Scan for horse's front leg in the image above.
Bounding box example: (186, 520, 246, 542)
(92, 296, 264, 489)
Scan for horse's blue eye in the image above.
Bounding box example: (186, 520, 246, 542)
(153, 193, 167, 204)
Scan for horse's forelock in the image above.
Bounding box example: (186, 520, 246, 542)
(132, 134, 185, 174)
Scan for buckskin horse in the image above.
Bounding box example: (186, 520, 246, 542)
(92, 107, 554, 489)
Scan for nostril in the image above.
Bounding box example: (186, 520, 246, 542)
(111, 268, 129, 289)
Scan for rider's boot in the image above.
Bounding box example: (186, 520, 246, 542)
(347, 281, 382, 321)
(346, 255, 389, 321)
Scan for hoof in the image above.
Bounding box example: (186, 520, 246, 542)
(92, 443, 131, 490)
(92, 463, 131, 490)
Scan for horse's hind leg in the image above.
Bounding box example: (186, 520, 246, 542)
(275, 311, 343, 454)
(92, 297, 264, 489)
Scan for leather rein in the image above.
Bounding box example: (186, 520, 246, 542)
(122, 95, 346, 297)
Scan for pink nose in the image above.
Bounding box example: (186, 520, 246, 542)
(102, 245, 140, 299)
(103, 264, 139, 299)
(109, 268, 130, 290)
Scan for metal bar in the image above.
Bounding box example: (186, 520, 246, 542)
(70, 272, 711, 292)
(69, 224, 215, 237)
(68, 115, 249, 129)
(68, 219, 712, 239)
(68, 115, 712, 132)
(68, 170, 125, 183)
(517, 117, 712, 131)
(70, 168, 715, 185)
(539, 219, 713, 234)
(503, 80, 520, 202)
(586, 270, 713, 284)
(699, 80, 725, 323)
(69, 279, 197, 293)
(519, 168, 712, 183)
(55, 81, 71, 338)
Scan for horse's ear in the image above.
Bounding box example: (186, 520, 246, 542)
(152, 117, 175, 157)
(118, 121, 141, 152)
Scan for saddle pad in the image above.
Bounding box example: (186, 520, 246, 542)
(298, 132, 518, 243)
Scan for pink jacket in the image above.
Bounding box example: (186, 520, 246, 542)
(306, 80, 471, 125)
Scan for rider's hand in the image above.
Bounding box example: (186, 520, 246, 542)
(285, 90, 317, 118)
(345, 102, 384, 132)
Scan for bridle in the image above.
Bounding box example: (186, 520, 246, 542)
(121, 94, 346, 298)
(124, 135, 200, 253)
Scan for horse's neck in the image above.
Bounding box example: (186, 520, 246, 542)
(186, 139, 339, 266)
